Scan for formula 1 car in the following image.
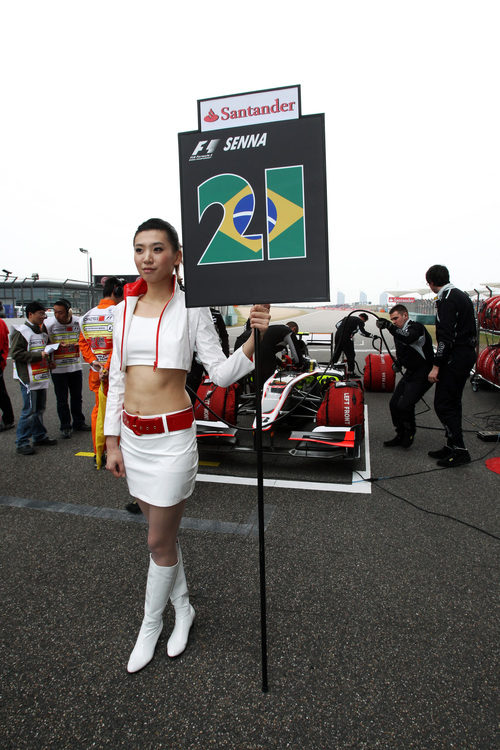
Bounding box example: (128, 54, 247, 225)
(194, 332, 366, 461)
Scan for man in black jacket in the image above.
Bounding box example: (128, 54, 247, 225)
(334, 313, 373, 375)
(425, 265, 476, 467)
(377, 305, 434, 448)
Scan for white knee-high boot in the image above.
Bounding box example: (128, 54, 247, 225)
(167, 542, 195, 658)
(127, 555, 179, 673)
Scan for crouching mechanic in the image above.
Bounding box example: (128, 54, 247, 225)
(377, 304, 433, 448)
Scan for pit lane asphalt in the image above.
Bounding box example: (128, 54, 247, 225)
(1, 350, 499, 749)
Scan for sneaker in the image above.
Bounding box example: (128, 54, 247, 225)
(383, 435, 404, 447)
(74, 423, 92, 432)
(0, 422, 15, 432)
(33, 437, 58, 446)
(428, 446, 453, 459)
(61, 428, 73, 439)
(16, 444, 36, 455)
(436, 450, 471, 468)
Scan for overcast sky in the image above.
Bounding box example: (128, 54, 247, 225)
(1, 0, 498, 303)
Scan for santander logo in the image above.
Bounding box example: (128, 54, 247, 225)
(204, 108, 219, 123)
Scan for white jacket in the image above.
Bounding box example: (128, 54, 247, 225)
(104, 277, 254, 435)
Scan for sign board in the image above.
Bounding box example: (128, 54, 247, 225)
(198, 85, 300, 132)
(388, 296, 416, 303)
(179, 88, 329, 308)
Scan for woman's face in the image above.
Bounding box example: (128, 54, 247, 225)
(134, 229, 182, 284)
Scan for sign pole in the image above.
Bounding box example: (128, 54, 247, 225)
(253, 325, 268, 692)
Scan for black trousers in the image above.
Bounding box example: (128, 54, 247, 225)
(51, 370, 86, 430)
(389, 368, 432, 434)
(334, 333, 355, 372)
(434, 346, 476, 449)
(0, 370, 14, 425)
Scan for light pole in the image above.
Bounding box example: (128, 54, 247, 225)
(79, 247, 93, 286)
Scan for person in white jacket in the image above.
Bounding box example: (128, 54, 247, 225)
(105, 218, 270, 673)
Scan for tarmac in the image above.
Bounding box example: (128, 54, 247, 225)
(1, 334, 499, 749)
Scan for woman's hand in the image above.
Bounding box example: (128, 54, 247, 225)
(106, 437, 126, 478)
(241, 305, 271, 361)
(249, 304, 271, 333)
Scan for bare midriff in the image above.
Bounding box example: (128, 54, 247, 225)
(124, 366, 191, 415)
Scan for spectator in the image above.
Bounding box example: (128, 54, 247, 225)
(10, 301, 57, 455)
(45, 298, 91, 438)
(0, 317, 15, 430)
(79, 277, 123, 453)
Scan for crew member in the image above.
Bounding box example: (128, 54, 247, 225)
(234, 322, 303, 381)
(425, 264, 476, 467)
(79, 277, 124, 452)
(10, 301, 57, 454)
(334, 313, 373, 375)
(286, 321, 308, 358)
(377, 304, 434, 448)
(45, 298, 90, 438)
(0, 317, 15, 430)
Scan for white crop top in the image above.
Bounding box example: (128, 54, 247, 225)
(126, 315, 159, 366)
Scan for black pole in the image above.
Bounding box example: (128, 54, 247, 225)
(253, 326, 268, 692)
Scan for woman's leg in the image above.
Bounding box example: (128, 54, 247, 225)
(137, 499, 186, 566)
(127, 499, 187, 673)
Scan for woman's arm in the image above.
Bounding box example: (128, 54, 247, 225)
(195, 305, 270, 387)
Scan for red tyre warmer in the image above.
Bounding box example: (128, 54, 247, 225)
(363, 353, 396, 392)
(193, 376, 240, 423)
(317, 381, 364, 437)
(478, 295, 500, 331)
(476, 345, 500, 386)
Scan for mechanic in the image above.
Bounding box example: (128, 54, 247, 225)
(425, 264, 476, 467)
(286, 321, 308, 358)
(377, 304, 434, 448)
(235, 322, 303, 381)
(334, 313, 373, 375)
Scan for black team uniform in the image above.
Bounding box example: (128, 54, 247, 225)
(234, 323, 303, 382)
(382, 319, 434, 448)
(430, 284, 476, 465)
(334, 316, 372, 374)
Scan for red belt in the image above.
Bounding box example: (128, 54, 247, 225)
(122, 408, 194, 436)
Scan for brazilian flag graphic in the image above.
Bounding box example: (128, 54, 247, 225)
(266, 166, 306, 260)
(198, 174, 263, 265)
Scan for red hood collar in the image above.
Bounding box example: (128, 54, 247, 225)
(123, 276, 177, 299)
(124, 278, 148, 298)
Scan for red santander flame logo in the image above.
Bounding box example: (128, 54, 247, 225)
(204, 108, 219, 123)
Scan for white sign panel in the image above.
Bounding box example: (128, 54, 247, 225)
(199, 86, 300, 132)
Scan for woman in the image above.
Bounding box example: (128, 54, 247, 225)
(105, 218, 270, 673)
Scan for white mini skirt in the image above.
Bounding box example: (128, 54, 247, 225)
(120, 411, 198, 507)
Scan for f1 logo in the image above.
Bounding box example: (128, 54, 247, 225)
(190, 140, 220, 159)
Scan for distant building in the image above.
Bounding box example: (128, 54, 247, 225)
(360, 291, 367, 304)
(379, 292, 389, 306)
(337, 291, 345, 304)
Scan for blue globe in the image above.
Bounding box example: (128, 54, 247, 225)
(267, 197, 277, 234)
(233, 193, 254, 236)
